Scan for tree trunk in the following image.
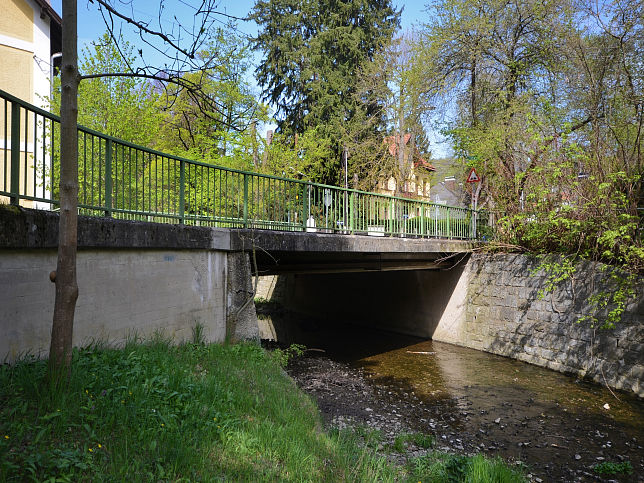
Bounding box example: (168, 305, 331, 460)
(397, 104, 405, 196)
(49, 0, 79, 383)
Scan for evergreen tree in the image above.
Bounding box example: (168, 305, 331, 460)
(250, 0, 400, 184)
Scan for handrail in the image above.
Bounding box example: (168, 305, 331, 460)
(0, 88, 486, 239)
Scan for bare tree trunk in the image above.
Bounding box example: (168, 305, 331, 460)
(49, 0, 79, 383)
(397, 104, 405, 196)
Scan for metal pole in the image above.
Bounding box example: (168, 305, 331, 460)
(243, 173, 249, 228)
(344, 147, 348, 231)
(10, 101, 20, 205)
(104, 138, 112, 217)
(179, 159, 185, 224)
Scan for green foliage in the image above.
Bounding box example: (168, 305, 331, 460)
(592, 460, 633, 476)
(270, 343, 307, 368)
(407, 452, 526, 482)
(531, 255, 637, 329)
(578, 268, 637, 330)
(0, 340, 401, 481)
(530, 255, 577, 300)
(251, 0, 400, 184)
(155, 27, 269, 167)
(52, 33, 161, 146)
(391, 432, 434, 452)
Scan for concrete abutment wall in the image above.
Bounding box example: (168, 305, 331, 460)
(0, 208, 259, 361)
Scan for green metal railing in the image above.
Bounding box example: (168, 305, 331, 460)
(0, 88, 486, 239)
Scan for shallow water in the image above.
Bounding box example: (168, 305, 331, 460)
(262, 313, 644, 480)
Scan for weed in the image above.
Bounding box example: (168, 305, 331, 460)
(270, 343, 306, 368)
(191, 322, 206, 345)
(593, 460, 633, 476)
(408, 452, 526, 482)
(392, 431, 435, 452)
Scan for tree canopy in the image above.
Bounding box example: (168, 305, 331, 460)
(250, 0, 400, 183)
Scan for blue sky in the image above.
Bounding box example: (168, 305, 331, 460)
(50, 1, 431, 47)
(48, 1, 450, 155)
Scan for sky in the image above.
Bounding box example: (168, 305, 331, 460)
(48, 1, 450, 155)
(50, 0, 432, 47)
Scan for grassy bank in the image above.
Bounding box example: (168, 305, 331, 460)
(0, 335, 525, 482)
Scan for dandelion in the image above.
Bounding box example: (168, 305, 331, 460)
(98, 444, 102, 449)
(88, 448, 93, 453)
(4, 435, 8, 440)
(161, 423, 165, 427)
(85, 389, 88, 394)
(213, 417, 217, 421)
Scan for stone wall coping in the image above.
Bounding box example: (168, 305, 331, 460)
(1, 206, 476, 255)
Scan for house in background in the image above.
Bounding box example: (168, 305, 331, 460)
(377, 133, 435, 201)
(1, 0, 62, 207)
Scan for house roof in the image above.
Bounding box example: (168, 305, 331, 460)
(383, 133, 436, 172)
(34, 0, 62, 26)
(384, 133, 412, 157)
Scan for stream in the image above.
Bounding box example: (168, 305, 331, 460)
(260, 312, 644, 481)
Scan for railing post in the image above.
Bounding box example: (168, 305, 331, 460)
(10, 101, 20, 205)
(349, 192, 355, 234)
(446, 207, 451, 238)
(420, 203, 425, 237)
(243, 172, 249, 228)
(179, 159, 185, 224)
(302, 183, 309, 231)
(104, 138, 113, 217)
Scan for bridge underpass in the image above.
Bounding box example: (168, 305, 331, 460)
(241, 230, 473, 340)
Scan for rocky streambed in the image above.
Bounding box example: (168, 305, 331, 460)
(286, 345, 644, 482)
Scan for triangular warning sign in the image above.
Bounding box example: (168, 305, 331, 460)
(466, 168, 481, 183)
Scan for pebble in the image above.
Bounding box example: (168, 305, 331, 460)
(494, 417, 501, 424)
(574, 454, 581, 460)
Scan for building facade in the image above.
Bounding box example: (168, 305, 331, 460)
(0, 0, 61, 207)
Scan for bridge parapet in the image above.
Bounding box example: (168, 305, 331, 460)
(0, 88, 488, 242)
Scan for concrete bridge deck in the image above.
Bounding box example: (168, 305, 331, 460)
(2, 207, 476, 274)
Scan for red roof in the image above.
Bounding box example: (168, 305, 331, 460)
(383, 133, 436, 171)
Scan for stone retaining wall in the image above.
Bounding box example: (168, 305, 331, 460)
(434, 254, 643, 397)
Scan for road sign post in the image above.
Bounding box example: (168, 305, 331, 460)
(466, 168, 481, 238)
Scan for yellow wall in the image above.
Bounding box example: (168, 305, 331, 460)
(0, 0, 34, 42)
(0, 44, 34, 102)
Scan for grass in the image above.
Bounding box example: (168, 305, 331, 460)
(0, 335, 525, 482)
(592, 460, 633, 476)
(392, 431, 435, 452)
(407, 452, 527, 482)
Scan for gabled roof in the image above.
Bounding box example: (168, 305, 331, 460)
(383, 133, 436, 172)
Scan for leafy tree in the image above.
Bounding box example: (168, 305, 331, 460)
(348, 33, 434, 192)
(72, 33, 160, 145)
(417, 0, 643, 274)
(250, 0, 400, 184)
(155, 28, 269, 169)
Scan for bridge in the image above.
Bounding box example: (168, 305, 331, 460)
(0, 88, 485, 248)
(0, 89, 482, 360)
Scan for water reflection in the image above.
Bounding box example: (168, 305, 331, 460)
(357, 339, 644, 432)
